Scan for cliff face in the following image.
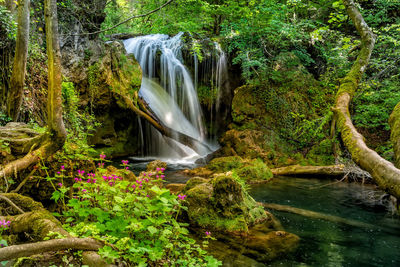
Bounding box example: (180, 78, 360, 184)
(61, 40, 143, 158)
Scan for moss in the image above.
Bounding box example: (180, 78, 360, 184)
(184, 177, 209, 191)
(235, 158, 273, 181)
(208, 156, 243, 172)
(184, 174, 268, 233)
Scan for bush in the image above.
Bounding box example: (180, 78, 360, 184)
(51, 157, 221, 266)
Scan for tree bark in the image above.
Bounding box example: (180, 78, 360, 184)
(44, 0, 67, 146)
(0, 0, 66, 183)
(271, 165, 346, 177)
(0, 238, 104, 261)
(7, 0, 30, 121)
(389, 102, 400, 168)
(333, 0, 400, 199)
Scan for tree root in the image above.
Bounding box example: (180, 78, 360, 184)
(0, 238, 104, 261)
(0, 194, 25, 214)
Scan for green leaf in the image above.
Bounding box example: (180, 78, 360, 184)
(147, 226, 158, 235)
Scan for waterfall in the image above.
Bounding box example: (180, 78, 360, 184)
(123, 33, 217, 162)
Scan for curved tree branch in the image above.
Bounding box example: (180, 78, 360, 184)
(333, 0, 400, 199)
(0, 194, 25, 214)
(0, 238, 104, 261)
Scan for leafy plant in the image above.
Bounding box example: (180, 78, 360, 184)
(53, 155, 221, 266)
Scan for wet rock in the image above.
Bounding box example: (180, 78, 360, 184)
(183, 174, 299, 263)
(186, 156, 273, 182)
(146, 160, 167, 172)
(165, 183, 185, 194)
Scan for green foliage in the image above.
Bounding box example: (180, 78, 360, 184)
(58, 160, 220, 266)
(0, 110, 11, 126)
(353, 78, 400, 130)
(0, 5, 16, 47)
(234, 158, 273, 181)
(61, 81, 100, 160)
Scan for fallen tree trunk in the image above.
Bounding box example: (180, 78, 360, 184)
(333, 0, 400, 199)
(260, 202, 373, 229)
(121, 95, 213, 153)
(0, 238, 104, 261)
(271, 165, 346, 177)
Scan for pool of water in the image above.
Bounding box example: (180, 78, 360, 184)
(118, 158, 400, 266)
(250, 177, 400, 267)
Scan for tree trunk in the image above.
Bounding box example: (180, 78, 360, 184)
(0, 0, 66, 182)
(389, 102, 400, 168)
(271, 165, 346, 177)
(6, 0, 30, 121)
(333, 0, 400, 199)
(44, 0, 67, 146)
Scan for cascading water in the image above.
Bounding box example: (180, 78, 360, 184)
(123, 33, 220, 163)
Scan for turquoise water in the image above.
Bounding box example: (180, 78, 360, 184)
(250, 177, 400, 267)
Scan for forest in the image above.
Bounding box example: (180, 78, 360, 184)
(0, 0, 399, 266)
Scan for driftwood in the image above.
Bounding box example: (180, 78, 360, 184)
(0, 238, 104, 261)
(333, 0, 400, 199)
(271, 165, 346, 177)
(260, 202, 373, 229)
(0, 193, 110, 265)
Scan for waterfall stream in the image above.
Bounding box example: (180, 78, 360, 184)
(123, 33, 226, 163)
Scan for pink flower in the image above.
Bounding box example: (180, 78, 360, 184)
(98, 163, 104, 167)
(74, 177, 79, 182)
(61, 165, 65, 170)
(161, 175, 165, 179)
(178, 194, 186, 200)
(0, 220, 11, 229)
(77, 170, 85, 176)
(156, 167, 160, 171)
(100, 153, 106, 159)
(205, 231, 211, 236)
(57, 183, 63, 187)
(56, 172, 61, 175)
(125, 167, 129, 170)
(82, 189, 87, 193)
(161, 168, 166, 171)
(143, 173, 147, 176)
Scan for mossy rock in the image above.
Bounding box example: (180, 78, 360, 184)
(184, 174, 268, 233)
(235, 158, 273, 181)
(203, 156, 273, 182)
(146, 160, 167, 172)
(207, 156, 243, 172)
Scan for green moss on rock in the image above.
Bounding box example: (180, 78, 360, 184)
(208, 156, 243, 172)
(184, 174, 268, 233)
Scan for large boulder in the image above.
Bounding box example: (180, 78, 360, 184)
(182, 174, 299, 262)
(62, 41, 143, 158)
(185, 156, 273, 182)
